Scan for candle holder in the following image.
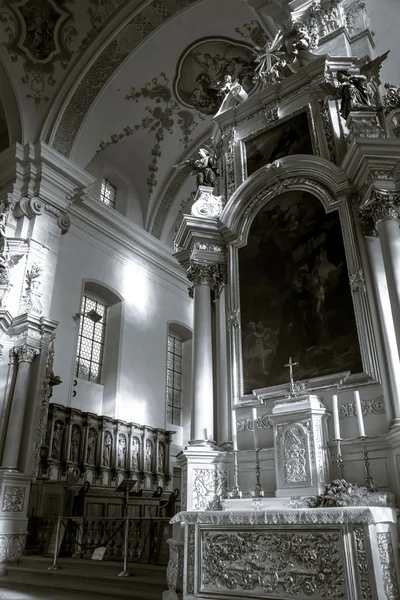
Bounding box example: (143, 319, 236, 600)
(359, 435, 377, 491)
(333, 438, 345, 480)
(229, 450, 242, 499)
(252, 448, 264, 498)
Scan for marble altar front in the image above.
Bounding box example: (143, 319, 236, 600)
(165, 506, 400, 600)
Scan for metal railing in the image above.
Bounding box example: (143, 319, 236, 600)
(29, 515, 171, 575)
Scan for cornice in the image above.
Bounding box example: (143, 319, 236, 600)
(69, 199, 189, 301)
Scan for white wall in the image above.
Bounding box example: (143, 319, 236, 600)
(49, 217, 193, 430)
(367, 0, 400, 85)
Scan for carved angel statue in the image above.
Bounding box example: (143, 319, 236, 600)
(214, 75, 248, 116)
(320, 52, 389, 121)
(173, 147, 221, 190)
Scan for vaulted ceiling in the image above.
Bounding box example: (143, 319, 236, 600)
(0, 0, 399, 244)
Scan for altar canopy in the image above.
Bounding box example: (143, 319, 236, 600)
(168, 0, 400, 598)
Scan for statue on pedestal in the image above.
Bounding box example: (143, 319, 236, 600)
(174, 147, 221, 190)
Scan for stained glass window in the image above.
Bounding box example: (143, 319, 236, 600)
(100, 178, 116, 208)
(166, 335, 182, 426)
(75, 296, 107, 384)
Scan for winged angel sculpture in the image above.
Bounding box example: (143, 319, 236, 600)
(320, 52, 390, 121)
(173, 144, 223, 191)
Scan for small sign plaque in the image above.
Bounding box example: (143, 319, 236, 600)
(92, 547, 107, 561)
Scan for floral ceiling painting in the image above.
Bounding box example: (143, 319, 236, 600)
(174, 37, 256, 115)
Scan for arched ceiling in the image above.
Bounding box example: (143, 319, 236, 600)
(0, 0, 263, 240)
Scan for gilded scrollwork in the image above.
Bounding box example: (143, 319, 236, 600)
(354, 524, 373, 600)
(186, 524, 195, 594)
(201, 530, 345, 597)
(0, 533, 25, 563)
(193, 469, 228, 511)
(284, 426, 308, 484)
(1, 486, 25, 512)
(359, 190, 400, 235)
(377, 532, 400, 600)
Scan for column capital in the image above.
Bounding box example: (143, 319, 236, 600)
(359, 189, 400, 236)
(187, 262, 226, 291)
(11, 344, 39, 364)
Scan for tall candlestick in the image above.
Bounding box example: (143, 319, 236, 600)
(332, 395, 341, 440)
(232, 411, 238, 451)
(354, 391, 366, 437)
(252, 407, 258, 449)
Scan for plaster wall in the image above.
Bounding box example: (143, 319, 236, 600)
(49, 225, 193, 431)
(366, 0, 400, 85)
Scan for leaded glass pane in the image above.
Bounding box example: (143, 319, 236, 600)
(100, 178, 116, 209)
(75, 295, 107, 383)
(166, 334, 182, 426)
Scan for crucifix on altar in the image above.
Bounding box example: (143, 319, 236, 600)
(284, 356, 298, 398)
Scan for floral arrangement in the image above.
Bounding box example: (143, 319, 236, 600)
(305, 479, 371, 508)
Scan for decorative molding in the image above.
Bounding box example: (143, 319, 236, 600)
(1, 486, 25, 512)
(264, 105, 279, 125)
(338, 396, 385, 419)
(319, 99, 338, 164)
(227, 308, 240, 329)
(11, 344, 39, 364)
(187, 262, 226, 291)
(377, 532, 400, 600)
(236, 414, 272, 431)
(192, 469, 227, 511)
(359, 189, 400, 235)
(0, 533, 25, 563)
(354, 524, 373, 600)
(349, 269, 366, 293)
(186, 524, 195, 595)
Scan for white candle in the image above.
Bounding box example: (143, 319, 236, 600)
(354, 391, 366, 437)
(332, 395, 341, 440)
(252, 408, 258, 449)
(232, 411, 238, 451)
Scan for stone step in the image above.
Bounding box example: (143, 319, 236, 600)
(1, 556, 167, 600)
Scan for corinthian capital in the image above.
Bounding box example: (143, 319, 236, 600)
(187, 262, 226, 291)
(12, 344, 39, 364)
(359, 189, 400, 236)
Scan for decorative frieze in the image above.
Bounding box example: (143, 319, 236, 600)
(200, 529, 346, 597)
(339, 396, 385, 419)
(0, 534, 26, 563)
(236, 414, 273, 431)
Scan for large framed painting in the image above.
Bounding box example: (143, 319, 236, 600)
(238, 190, 363, 394)
(244, 108, 316, 177)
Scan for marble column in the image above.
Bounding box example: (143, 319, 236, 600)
(215, 285, 231, 448)
(187, 262, 224, 445)
(364, 234, 400, 425)
(2, 345, 39, 470)
(362, 191, 400, 356)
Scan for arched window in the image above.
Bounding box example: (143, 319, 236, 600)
(74, 281, 123, 417)
(75, 295, 107, 383)
(166, 323, 192, 427)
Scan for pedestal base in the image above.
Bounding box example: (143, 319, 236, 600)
(168, 507, 400, 600)
(177, 447, 227, 511)
(0, 470, 31, 563)
(270, 394, 331, 498)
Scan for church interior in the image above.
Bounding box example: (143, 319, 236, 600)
(0, 0, 400, 598)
